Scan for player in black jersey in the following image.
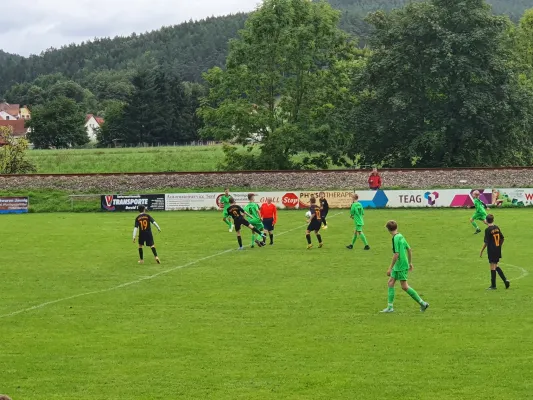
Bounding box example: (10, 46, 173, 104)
(226, 198, 266, 250)
(133, 206, 161, 264)
(480, 214, 510, 290)
(305, 197, 323, 249)
(319, 192, 329, 229)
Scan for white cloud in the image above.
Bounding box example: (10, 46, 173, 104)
(0, 0, 259, 56)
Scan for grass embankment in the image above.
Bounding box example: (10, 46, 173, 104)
(27, 146, 227, 174)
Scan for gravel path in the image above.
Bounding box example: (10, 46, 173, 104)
(1, 169, 532, 192)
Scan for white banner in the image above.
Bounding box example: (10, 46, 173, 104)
(161, 188, 533, 211)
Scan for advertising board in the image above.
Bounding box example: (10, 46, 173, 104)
(0, 197, 29, 214)
(101, 194, 166, 212)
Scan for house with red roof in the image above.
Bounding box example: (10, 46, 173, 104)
(0, 102, 20, 119)
(0, 119, 28, 146)
(85, 114, 105, 142)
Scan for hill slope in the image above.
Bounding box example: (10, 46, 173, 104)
(0, 0, 530, 95)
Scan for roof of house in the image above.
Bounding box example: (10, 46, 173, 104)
(0, 102, 20, 117)
(0, 119, 27, 136)
(86, 114, 104, 126)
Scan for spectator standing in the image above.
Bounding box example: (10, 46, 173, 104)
(0, 395, 13, 400)
(368, 168, 382, 190)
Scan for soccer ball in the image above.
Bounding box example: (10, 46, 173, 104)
(305, 211, 312, 218)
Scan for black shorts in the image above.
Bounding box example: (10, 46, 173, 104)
(139, 232, 154, 247)
(263, 218, 274, 231)
(234, 217, 250, 232)
(307, 220, 322, 232)
(488, 251, 501, 264)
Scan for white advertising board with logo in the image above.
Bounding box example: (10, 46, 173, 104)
(101, 188, 533, 211)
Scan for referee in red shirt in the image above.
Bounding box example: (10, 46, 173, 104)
(260, 197, 278, 245)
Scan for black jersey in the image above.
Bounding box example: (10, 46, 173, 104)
(310, 204, 322, 221)
(135, 213, 155, 233)
(485, 224, 504, 258)
(227, 204, 245, 221)
(320, 198, 329, 214)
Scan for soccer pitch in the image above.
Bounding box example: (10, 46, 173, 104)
(1, 209, 532, 399)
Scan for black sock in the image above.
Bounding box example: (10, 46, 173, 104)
(496, 267, 507, 282)
(252, 227, 263, 235)
(138, 248, 143, 260)
(269, 233, 274, 244)
(322, 218, 327, 227)
(306, 234, 311, 244)
(491, 270, 497, 287)
(317, 234, 322, 243)
(151, 247, 158, 257)
(237, 236, 243, 247)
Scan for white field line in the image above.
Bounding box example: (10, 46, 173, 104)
(500, 263, 529, 282)
(0, 213, 343, 319)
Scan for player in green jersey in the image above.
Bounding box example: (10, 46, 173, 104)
(381, 220, 429, 313)
(244, 193, 266, 248)
(470, 190, 489, 234)
(220, 188, 234, 232)
(346, 193, 370, 250)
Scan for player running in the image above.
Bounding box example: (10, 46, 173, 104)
(305, 197, 323, 249)
(220, 188, 234, 232)
(470, 190, 489, 234)
(319, 192, 329, 229)
(260, 197, 277, 245)
(227, 197, 266, 250)
(346, 193, 370, 250)
(380, 220, 429, 313)
(480, 214, 510, 290)
(244, 194, 266, 248)
(133, 205, 161, 264)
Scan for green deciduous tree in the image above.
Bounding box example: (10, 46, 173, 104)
(356, 0, 533, 167)
(27, 96, 88, 149)
(199, 0, 360, 170)
(0, 126, 36, 174)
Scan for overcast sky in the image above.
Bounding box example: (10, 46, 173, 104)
(0, 0, 259, 56)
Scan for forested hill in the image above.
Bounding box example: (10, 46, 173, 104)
(0, 0, 530, 95)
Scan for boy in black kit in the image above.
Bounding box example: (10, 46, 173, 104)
(305, 197, 323, 249)
(480, 214, 510, 290)
(319, 192, 329, 229)
(226, 197, 266, 250)
(133, 205, 161, 264)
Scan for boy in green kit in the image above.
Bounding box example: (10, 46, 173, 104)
(244, 193, 266, 248)
(380, 220, 429, 313)
(346, 193, 370, 250)
(469, 190, 489, 234)
(220, 188, 234, 232)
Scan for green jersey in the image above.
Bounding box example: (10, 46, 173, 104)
(220, 195, 231, 211)
(474, 198, 487, 216)
(350, 202, 364, 225)
(392, 233, 410, 271)
(244, 202, 261, 221)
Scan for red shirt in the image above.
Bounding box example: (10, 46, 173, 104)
(260, 203, 277, 223)
(368, 174, 382, 189)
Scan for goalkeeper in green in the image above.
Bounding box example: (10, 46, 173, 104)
(244, 193, 266, 248)
(470, 190, 489, 234)
(346, 193, 370, 250)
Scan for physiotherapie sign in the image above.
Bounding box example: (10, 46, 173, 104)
(99, 188, 533, 212)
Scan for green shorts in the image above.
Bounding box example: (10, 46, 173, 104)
(391, 269, 408, 281)
(472, 213, 487, 221)
(354, 224, 364, 232)
(249, 219, 264, 231)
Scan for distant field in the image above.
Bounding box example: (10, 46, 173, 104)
(26, 146, 227, 174)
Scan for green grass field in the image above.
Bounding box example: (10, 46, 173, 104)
(27, 146, 227, 173)
(1, 209, 532, 399)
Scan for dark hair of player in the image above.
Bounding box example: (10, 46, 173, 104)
(248, 193, 254, 200)
(229, 197, 235, 204)
(486, 214, 494, 224)
(310, 197, 317, 204)
(386, 220, 398, 231)
(354, 193, 359, 200)
(138, 205, 146, 213)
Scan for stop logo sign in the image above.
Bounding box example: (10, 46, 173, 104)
(282, 193, 299, 208)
